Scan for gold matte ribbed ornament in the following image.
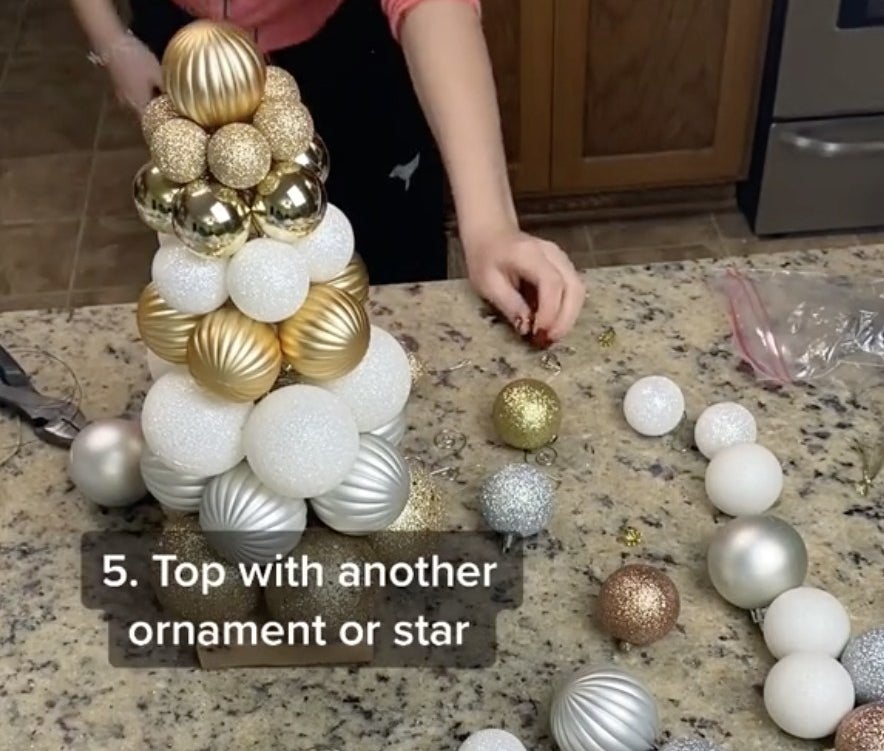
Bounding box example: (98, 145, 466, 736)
(836, 703, 884, 751)
(290, 134, 330, 182)
(150, 118, 209, 184)
(597, 563, 680, 647)
(326, 253, 369, 303)
(207, 123, 272, 190)
(162, 20, 266, 128)
(253, 98, 314, 162)
(251, 163, 326, 242)
(187, 308, 282, 402)
(141, 95, 178, 144)
(136, 283, 203, 364)
(133, 162, 182, 234)
(492, 378, 562, 450)
(278, 284, 369, 380)
(172, 179, 250, 258)
(262, 65, 300, 103)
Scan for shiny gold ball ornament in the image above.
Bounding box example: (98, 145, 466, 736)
(187, 308, 282, 402)
(290, 134, 330, 182)
(207, 123, 272, 190)
(253, 98, 314, 162)
(836, 703, 884, 751)
(172, 179, 250, 258)
(162, 20, 266, 128)
(136, 282, 203, 363)
(263, 65, 300, 103)
(141, 94, 178, 144)
(492, 378, 562, 450)
(597, 563, 680, 647)
(326, 252, 369, 304)
(251, 164, 327, 242)
(132, 162, 183, 234)
(149, 118, 209, 184)
(278, 284, 370, 380)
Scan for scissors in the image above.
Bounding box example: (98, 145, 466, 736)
(0, 345, 87, 448)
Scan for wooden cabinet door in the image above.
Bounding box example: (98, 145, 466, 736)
(551, 0, 771, 192)
(483, 0, 554, 193)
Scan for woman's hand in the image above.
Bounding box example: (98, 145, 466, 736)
(100, 32, 163, 113)
(463, 228, 586, 343)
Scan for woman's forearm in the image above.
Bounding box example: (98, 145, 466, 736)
(398, 0, 518, 246)
(69, 0, 128, 53)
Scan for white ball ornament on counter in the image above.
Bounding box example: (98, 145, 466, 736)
(705, 442, 783, 516)
(458, 729, 527, 751)
(623, 375, 685, 437)
(243, 384, 359, 498)
(140, 448, 212, 513)
(226, 238, 310, 322)
(763, 652, 855, 739)
(762, 586, 851, 658)
(291, 202, 354, 282)
(840, 627, 884, 703)
(141, 371, 252, 476)
(694, 401, 757, 459)
(68, 417, 147, 507)
(151, 242, 228, 315)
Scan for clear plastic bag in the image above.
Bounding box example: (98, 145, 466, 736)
(710, 267, 884, 384)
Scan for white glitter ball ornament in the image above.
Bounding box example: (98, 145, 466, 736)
(763, 652, 855, 739)
(243, 384, 359, 498)
(480, 463, 555, 542)
(841, 627, 884, 703)
(705, 442, 783, 516)
(763, 586, 851, 658)
(458, 729, 527, 751)
(151, 242, 229, 315)
(226, 237, 310, 323)
(141, 371, 252, 476)
(146, 349, 185, 380)
(290, 203, 354, 282)
(623, 375, 685, 437)
(694, 401, 757, 459)
(315, 326, 411, 432)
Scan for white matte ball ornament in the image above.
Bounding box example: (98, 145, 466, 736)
(694, 401, 757, 459)
(458, 729, 527, 751)
(243, 384, 359, 498)
(68, 417, 147, 507)
(226, 238, 310, 322)
(141, 372, 252, 476)
(623, 375, 685, 437)
(151, 242, 228, 315)
(763, 652, 855, 739)
(291, 203, 354, 282)
(705, 442, 783, 516)
(762, 587, 851, 658)
(317, 326, 411, 432)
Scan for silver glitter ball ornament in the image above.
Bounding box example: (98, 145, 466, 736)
(707, 515, 807, 610)
(311, 435, 410, 535)
(660, 739, 723, 751)
(140, 448, 212, 513)
(841, 627, 884, 704)
(480, 463, 554, 542)
(69, 417, 147, 507)
(200, 462, 308, 564)
(366, 409, 407, 446)
(550, 664, 660, 751)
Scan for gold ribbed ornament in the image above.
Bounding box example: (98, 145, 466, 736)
(150, 118, 209, 184)
(172, 179, 250, 258)
(141, 95, 178, 144)
(136, 282, 203, 363)
(133, 162, 182, 234)
(251, 163, 326, 242)
(326, 252, 369, 304)
(263, 66, 300, 103)
(253, 99, 314, 162)
(290, 134, 330, 182)
(162, 20, 266, 128)
(278, 284, 369, 380)
(207, 123, 272, 190)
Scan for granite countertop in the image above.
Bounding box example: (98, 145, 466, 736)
(2, 247, 883, 751)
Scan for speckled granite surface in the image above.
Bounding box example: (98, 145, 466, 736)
(1, 247, 883, 751)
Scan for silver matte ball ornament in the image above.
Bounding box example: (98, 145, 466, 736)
(69, 417, 147, 507)
(366, 409, 407, 446)
(660, 739, 723, 751)
(706, 514, 808, 611)
(841, 627, 884, 704)
(311, 435, 410, 535)
(550, 665, 660, 751)
(480, 463, 555, 547)
(200, 462, 308, 564)
(140, 448, 212, 513)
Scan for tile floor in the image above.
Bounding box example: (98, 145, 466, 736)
(0, 0, 877, 313)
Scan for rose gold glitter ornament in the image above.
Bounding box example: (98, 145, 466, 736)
(597, 563, 680, 647)
(837, 703, 884, 751)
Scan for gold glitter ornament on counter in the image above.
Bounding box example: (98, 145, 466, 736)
(492, 378, 562, 450)
(291, 135, 330, 182)
(263, 65, 300, 103)
(596, 563, 680, 647)
(150, 118, 209, 184)
(133, 162, 182, 234)
(253, 98, 314, 162)
(252, 163, 326, 242)
(837, 703, 884, 751)
(207, 123, 272, 190)
(326, 253, 369, 304)
(136, 282, 203, 363)
(141, 95, 178, 144)
(172, 179, 250, 258)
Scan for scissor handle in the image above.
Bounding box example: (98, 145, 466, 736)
(0, 346, 30, 388)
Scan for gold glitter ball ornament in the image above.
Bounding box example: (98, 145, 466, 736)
(326, 253, 369, 304)
(597, 563, 680, 647)
(141, 95, 178, 144)
(150, 118, 209, 184)
(172, 179, 250, 258)
(492, 378, 562, 450)
(206, 123, 271, 190)
(252, 163, 327, 242)
(253, 98, 315, 162)
(187, 307, 282, 402)
(162, 20, 266, 128)
(136, 282, 203, 364)
(133, 161, 182, 234)
(837, 703, 884, 751)
(290, 134, 330, 182)
(263, 65, 300, 103)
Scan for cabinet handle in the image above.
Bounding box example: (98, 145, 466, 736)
(779, 130, 884, 157)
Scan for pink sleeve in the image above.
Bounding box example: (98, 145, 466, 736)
(382, 0, 482, 39)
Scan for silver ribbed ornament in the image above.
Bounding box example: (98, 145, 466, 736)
(311, 434, 410, 535)
(200, 462, 307, 564)
(480, 464, 554, 548)
(549, 665, 659, 751)
(366, 409, 407, 446)
(660, 739, 723, 751)
(141, 448, 212, 513)
(841, 627, 884, 703)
